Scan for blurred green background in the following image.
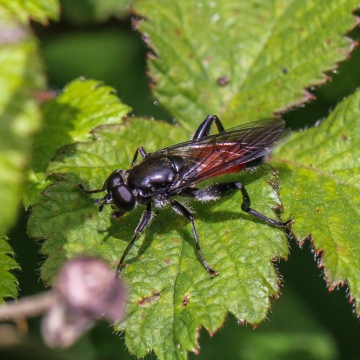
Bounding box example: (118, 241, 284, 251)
(2, 2, 360, 359)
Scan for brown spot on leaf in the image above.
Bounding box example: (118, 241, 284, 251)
(341, 133, 348, 142)
(182, 294, 190, 307)
(33, 90, 58, 103)
(217, 76, 230, 86)
(138, 291, 160, 306)
(171, 236, 181, 244)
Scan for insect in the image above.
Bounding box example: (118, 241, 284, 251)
(79, 115, 291, 277)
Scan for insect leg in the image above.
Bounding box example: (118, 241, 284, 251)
(184, 182, 290, 227)
(192, 115, 225, 139)
(235, 182, 290, 227)
(116, 202, 152, 276)
(78, 168, 123, 194)
(77, 181, 107, 194)
(131, 147, 148, 166)
(170, 199, 218, 277)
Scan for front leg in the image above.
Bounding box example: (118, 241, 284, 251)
(77, 175, 113, 194)
(116, 202, 152, 276)
(192, 115, 225, 140)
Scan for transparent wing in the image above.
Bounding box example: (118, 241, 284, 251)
(150, 118, 290, 189)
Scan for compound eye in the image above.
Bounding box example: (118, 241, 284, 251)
(106, 172, 123, 192)
(112, 185, 135, 212)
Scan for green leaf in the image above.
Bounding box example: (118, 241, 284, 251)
(192, 287, 338, 360)
(0, 7, 45, 301)
(0, 235, 20, 302)
(133, 0, 359, 130)
(24, 79, 132, 207)
(61, 0, 132, 23)
(28, 119, 289, 358)
(0, 8, 44, 235)
(0, 0, 59, 24)
(276, 90, 360, 310)
(26, 1, 360, 359)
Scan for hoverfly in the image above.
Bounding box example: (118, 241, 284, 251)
(79, 115, 291, 277)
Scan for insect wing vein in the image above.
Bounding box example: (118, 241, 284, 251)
(154, 119, 290, 188)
